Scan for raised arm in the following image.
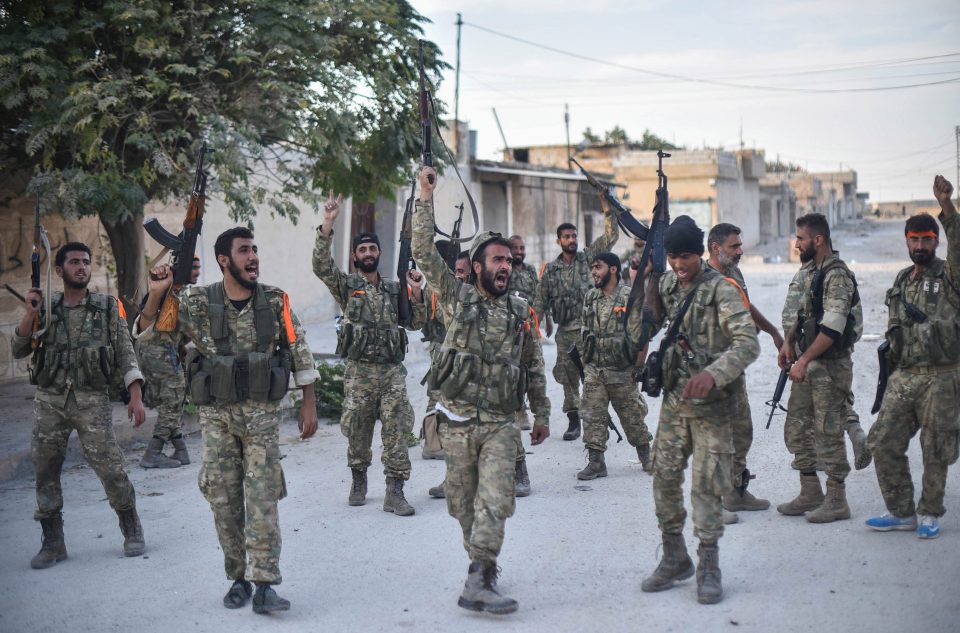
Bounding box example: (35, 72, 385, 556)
(588, 196, 620, 255)
(412, 167, 461, 303)
(934, 175, 960, 284)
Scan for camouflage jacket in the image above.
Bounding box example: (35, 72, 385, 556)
(782, 260, 815, 334)
(886, 211, 960, 369)
(535, 212, 619, 330)
(13, 291, 143, 408)
(793, 252, 863, 358)
(414, 199, 550, 426)
(508, 262, 539, 306)
(581, 281, 640, 381)
(653, 265, 760, 418)
(704, 261, 749, 300)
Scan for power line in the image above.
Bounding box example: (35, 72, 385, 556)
(462, 21, 960, 94)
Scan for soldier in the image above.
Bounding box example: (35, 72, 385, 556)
(313, 200, 425, 516)
(536, 199, 619, 441)
(576, 252, 652, 480)
(704, 223, 782, 517)
(14, 242, 147, 569)
(507, 234, 539, 432)
(640, 217, 759, 604)
(138, 227, 319, 614)
(621, 235, 647, 283)
(777, 213, 862, 524)
(138, 255, 201, 468)
(415, 166, 550, 614)
(422, 250, 471, 462)
(866, 175, 960, 539)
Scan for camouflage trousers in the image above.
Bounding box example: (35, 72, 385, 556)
(341, 360, 414, 480)
(867, 366, 960, 518)
(198, 404, 286, 585)
(139, 342, 186, 441)
(553, 328, 582, 413)
(581, 366, 651, 452)
(784, 355, 852, 483)
(652, 409, 733, 545)
(731, 385, 754, 487)
(32, 390, 136, 520)
(439, 415, 519, 564)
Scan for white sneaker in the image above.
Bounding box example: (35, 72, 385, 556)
(917, 514, 940, 539)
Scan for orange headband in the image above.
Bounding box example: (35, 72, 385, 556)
(907, 230, 937, 239)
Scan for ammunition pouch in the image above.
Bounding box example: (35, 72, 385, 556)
(440, 352, 478, 400)
(494, 362, 527, 412)
(581, 332, 598, 365)
(186, 349, 292, 405)
(903, 319, 960, 367)
(336, 323, 354, 358)
(430, 347, 456, 390)
(341, 324, 406, 364)
(551, 294, 581, 327)
(640, 351, 663, 397)
(31, 346, 60, 388)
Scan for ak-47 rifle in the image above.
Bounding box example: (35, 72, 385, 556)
(29, 192, 52, 348)
(397, 175, 417, 328)
(143, 142, 210, 331)
(625, 150, 671, 356)
(445, 203, 465, 270)
(570, 157, 651, 241)
(765, 368, 789, 429)
(418, 42, 435, 186)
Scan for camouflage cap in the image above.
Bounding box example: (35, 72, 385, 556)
(468, 230, 504, 262)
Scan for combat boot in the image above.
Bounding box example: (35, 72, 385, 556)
(383, 476, 415, 516)
(723, 470, 770, 511)
(722, 509, 739, 525)
(428, 482, 446, 499)
(806, 479, 851, 523)
(696, 543, 723, 604)
(457, 561, 519, 615)
(118, 506, 145, 557)
(777, 473, 824, 516)
(847, 420, 872, 470)
(30, 515, 67, 569)
(515, 457, 531, 497)
(577, 449, 607, 480)
(170, 435, 191, 465)
(636, 443, 652, 474)
(348, 468, 367, 506)
(252, 583, 290, 614)
(562, 410, 581, 441)
(140, 437, 182, 469)
(641, 532, 695, 592)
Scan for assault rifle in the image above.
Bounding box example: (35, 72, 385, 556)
(567, 344, 623, 442)
(446, 203, 465, 270)
(570, 157, 651, 241)
(397, 175, 417, 327)
(418, 42, 435, 186)
(625, 150, 671, 354)
(143, 142, 210, 331)
(765, 368, 789, 429)
(871, 340, 891, 414)
(30, 192, 52, 346)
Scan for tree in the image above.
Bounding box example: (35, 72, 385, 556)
(0, 0, 447, 302)
(604, 125, 629, 144)
(636, 129, 681, 151)
(581, 127, 601, 144)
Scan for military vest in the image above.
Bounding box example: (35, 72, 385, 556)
(185, 283, 292, 405)
(421, 292, 447, 345)
(30, 292, 117, 393)
(430, 283, 533, 416)
(334, 274, 407, 363)
(797, 258, 861, 359)
(886, 259, 960, 369)
(581, 284, 634, 371)
(542, 253, 592, 327)
(508, 264, 538, 305)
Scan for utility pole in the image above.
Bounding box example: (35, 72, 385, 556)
(955, 125, 959, 204)
(453, 13, 463, 161)
(564, 103, 571, 164)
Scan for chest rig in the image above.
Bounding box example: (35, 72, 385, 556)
(335, 275, 407, 363)
(581, 285, 633, 371)
(886, 260, 960, 368)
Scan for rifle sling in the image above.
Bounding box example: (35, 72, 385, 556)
(427, 91, 480, 245)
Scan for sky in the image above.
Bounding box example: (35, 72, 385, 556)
(411, 0, 959, 203)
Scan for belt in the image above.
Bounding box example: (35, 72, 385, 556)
(901, 362, 960, 375)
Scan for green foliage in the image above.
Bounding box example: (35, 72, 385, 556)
(581, 127, 601, 143)
(0, 0, 448, 224)
(580, 125, 682, 150)
(636, 128, 682, 151)
(766, 158, 803, 173)
(314, 361, 346, 422)
(604, 125, 629, 144)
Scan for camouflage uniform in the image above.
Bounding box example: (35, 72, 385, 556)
(423, 289, 452, 412)
(580, 282, 651, 452)
(868, 212, 960, 518)
(508, 262, 539, 430)
(313, 233, 425, 480)
(137, 332, 186, 441)
(137, 283, 318, 584)
(783, 253, 862, 483)
(650, 267, 760, 545)
(413, 200, 550, 565)
(704, 262, 756, 489)
(13, 292, 144, 522)
(535, 216, 619, 413)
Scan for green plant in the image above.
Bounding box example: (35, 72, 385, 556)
(314, 361, 346, 422)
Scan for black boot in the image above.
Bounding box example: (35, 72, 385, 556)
(223, 579, 252, 609)
(348, 468, 367, 506)
(117, 506, 145, 557)
(31, 515, 67, 569)
(562, 410, 581, 441)
(252, 583, 290, 614)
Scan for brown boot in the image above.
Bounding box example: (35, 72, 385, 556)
(777, 473, 825, 516)
(641, 533, 695, 592)
(806, 479, 851, 523)
(847, 420, 872, 470)
(348, 468, 367, 506)
(170, 435, 191, 465)
(636, 443, 652, 474)
(140, 437, 181, 469)
(118, 507, 145, 557)
(577, 449, 607, 480)
(383, 476, 415, 516)
(31, 515, 67, 569)
(696, 543, 723, 604)
(723, 470, 770, 511)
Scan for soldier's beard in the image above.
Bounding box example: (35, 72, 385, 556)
(227, 259, 259, 290)
(562, 242, 578, 254)
(355, 256, 380, 273)
(717, 251, 739, 270)
(910, 249, 934, 266)
(479, 265, 509, 298)
(798, 244, 816, 263)
(63, 274, 90, 290)
(512, 255, 524, 266)
(594, 270, 612, 289)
